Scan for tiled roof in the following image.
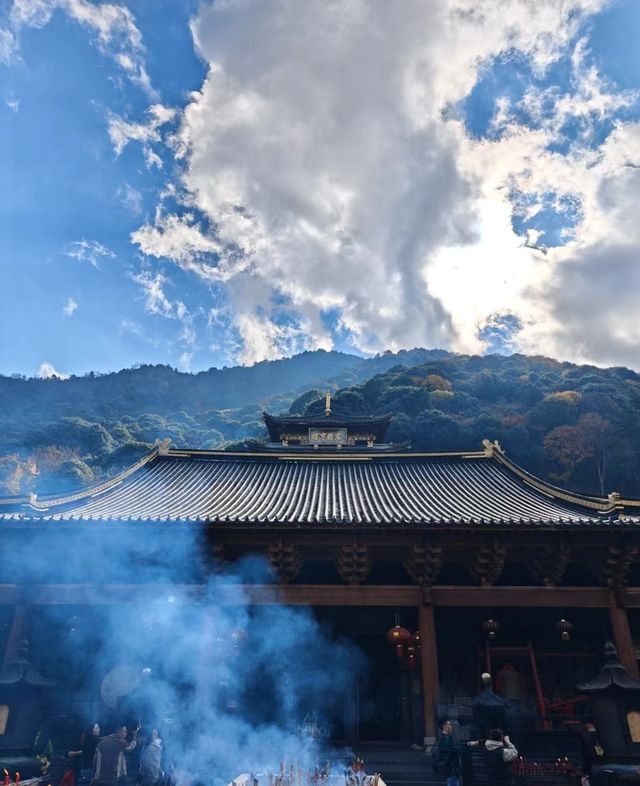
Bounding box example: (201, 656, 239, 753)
(1, 446, 638, 527)
(262, 411, 392, 442)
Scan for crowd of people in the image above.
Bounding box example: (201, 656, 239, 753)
(63, 723, 166, 786)
(435, 719, 518, 786)
(55, 715, 512, 786)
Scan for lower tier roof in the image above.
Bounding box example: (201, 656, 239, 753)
(1, 444, 639, 527)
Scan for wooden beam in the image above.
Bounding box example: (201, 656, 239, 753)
(429, 586, 612, 608)
(0, 583, 625, 607)
(608, 591, 639, 678)
(419, 597, 439, 741)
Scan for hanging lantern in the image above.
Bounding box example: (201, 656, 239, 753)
(406, 653, 417, 669)
(556, 618, 574, 642)
(395, 644, 405, 659)
(483, 619, 500, 640)
(386, 625, 412, 647)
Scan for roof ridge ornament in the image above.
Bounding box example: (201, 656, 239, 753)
(157, 438, 171, 456)
(325, 391, 331, 416)
(482, 439, 503, 457)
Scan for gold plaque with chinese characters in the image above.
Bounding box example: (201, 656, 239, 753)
(309, 427, 347, 445)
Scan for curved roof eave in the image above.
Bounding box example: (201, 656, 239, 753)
(2, 440, 640, 524)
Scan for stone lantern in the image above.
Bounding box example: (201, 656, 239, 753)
(0, 639, 56, 777)
(471, 672, 507, 739)
(578, 641, 640, 785)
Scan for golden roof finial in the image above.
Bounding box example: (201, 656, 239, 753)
(325, 391, 331, 416)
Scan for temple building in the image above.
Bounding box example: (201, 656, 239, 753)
(2, 403, 640, 744)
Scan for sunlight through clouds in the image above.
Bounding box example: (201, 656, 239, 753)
(2, 0, 640, 373)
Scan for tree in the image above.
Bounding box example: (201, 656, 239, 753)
(289, 389, 321, 414)
(576, 412, 613, 494)
(543, 425, 592, 486)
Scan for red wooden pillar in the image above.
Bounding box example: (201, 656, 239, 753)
(608, 590, 639, 678)
(2, 604, 27, 669)
(419, 590, 440, 740)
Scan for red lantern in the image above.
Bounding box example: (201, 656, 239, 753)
(386, 625, 412, 646)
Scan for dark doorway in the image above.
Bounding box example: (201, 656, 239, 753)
(312, 606, 420, 743)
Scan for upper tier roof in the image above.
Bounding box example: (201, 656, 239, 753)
(1, 442, 639, 527)
(262, 411, 392, 443)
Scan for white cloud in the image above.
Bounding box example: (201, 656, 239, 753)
(130, 270, 173, 317)
(129, 271, 202, 357)
(178, 351, 193, 371)
(7, 0, 635, 368)
(6, 97, 20, 112)
(65, 239, 115, 268)
(117, 182, 144, 216)
(37, 361, 69, 379)
(0, 28, 17, 64)
(132, 0, 637, 366)
(107, 103, 176, 167)
(9, 0, 154, 94)
(63, 296, 78, 317)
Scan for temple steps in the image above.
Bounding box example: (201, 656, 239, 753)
(349, 744, 444, 786)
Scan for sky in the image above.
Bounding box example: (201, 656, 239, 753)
(1, 0, 640, 378)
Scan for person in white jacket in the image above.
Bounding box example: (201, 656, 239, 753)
(482, 729, 518, 786)
(138, 728, 163, 786)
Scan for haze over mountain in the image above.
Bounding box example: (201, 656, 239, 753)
(2, 348, 640, 501)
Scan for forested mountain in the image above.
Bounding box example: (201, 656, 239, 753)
(293, 353, 640, 498)
(0, 347, 446, 495)
(2, 349, 640, 498)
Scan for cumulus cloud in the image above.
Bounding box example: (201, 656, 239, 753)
(130, 0, 640, 367)
(9, 0, 154, 94)
(63, 296, 78, 317)
(518, 124, 640, 367)
(37, 361, 69, 379)
(65, 239, 115, 268)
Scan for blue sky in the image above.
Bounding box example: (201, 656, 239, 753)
(1, 0, 640, 377)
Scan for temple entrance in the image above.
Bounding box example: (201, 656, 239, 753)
(434, 606, 608, 737)
(312, 606, 421, 743)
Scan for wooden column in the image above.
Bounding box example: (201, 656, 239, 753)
(418, 590, 440, 741)
(608, 590, 639, 678)
(2, 603, 27, 668)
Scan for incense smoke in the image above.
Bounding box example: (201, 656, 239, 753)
(7, 524, 364, 784)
